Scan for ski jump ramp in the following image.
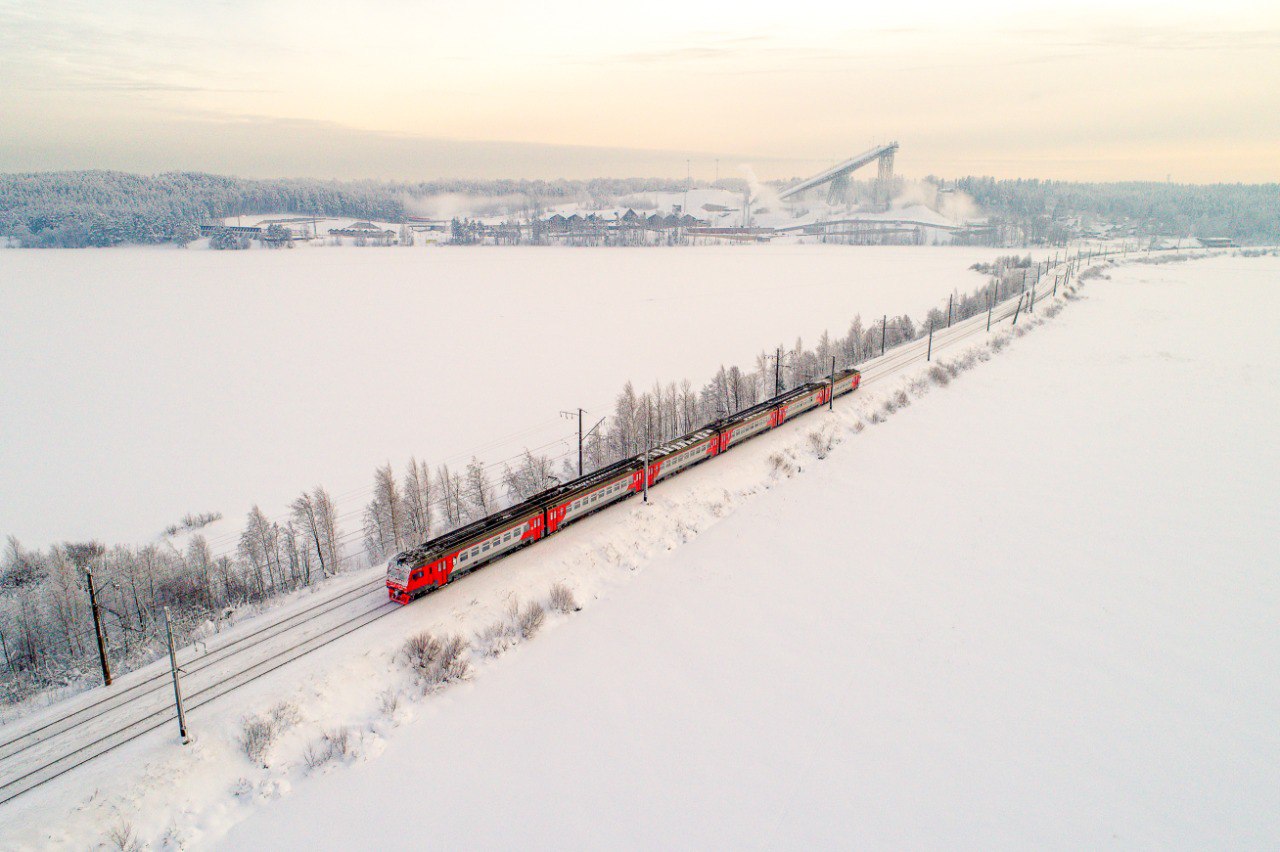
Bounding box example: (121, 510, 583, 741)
(778, 142, 898, 206)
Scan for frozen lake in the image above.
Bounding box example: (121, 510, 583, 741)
(0, 244, 1046, 550)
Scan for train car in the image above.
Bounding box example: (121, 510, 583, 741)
(386, 498, 546, 603)
(711, 384, 810, 453)
(643, 427, 717, 486)
(773, 381, 830, 423)
(540, 455, 642, 535)
(833, 366, 861, 398)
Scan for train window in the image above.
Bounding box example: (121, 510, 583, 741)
(459, 552, 468, 563)
(481, 542, 490, 552)
(471, 547, 479, 557)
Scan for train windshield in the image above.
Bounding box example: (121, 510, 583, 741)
(387, 558, 410, 585)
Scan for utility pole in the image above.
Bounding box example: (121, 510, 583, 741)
(0, 628, 11, 674)
(164, 607, 190, 744)
(774, 347, 783, 396)
(85, 569, 112, 687)
(987, 290, 994, 331)
(880, 314, 887, 356)
(1029, 280, 1036, 313)
(927, 320, 934, 361)
(642, 404, 651, 504)
(560, 408, 585, 477)
(1012, 293, 1025, 326)
(829, 357, 836, 410)
(946, 293, 953, 328)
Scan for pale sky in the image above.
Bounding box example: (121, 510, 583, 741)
(0, 0, 1277, 181)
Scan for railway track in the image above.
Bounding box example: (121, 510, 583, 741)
(0, 579, 394, 805)
(0, 255, 1108, 809)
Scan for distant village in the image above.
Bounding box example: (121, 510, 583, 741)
(200, 186, 1236, 250)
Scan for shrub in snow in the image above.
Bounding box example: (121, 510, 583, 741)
(807, 428, 835, 459)
(850, 420, 866, 434)
(403, 631, 471, 691)
(238, 701, 298, 766)
(882, 390, 909, 415)
(304, 727, 355, 770)
(548, 582, 579, 613)
(105, 821, 142, 852)
(768, 452, 796, 475)
(474, 619, 520, 657)
(517, 600, 546, 640)
(269, 700, 300, 728)
(239, 717, 276, 766)
(928, 365, 950, 386)
(377, 688, 401, 715)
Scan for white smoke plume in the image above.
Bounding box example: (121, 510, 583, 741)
(739, 164, 781, 215)
(401, 193, 538, 220)
(891, 180, 981, 223)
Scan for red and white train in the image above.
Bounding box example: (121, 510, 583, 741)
(386, 367, 862, 603)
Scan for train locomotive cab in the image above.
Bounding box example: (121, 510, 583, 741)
(387, 555, 413, 604)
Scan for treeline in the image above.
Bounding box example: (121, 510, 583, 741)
(1, 260, 1040, 705)
(947, 177, 1280, 244)
(0, 485, 345, 704)
(0, 171, 723, 248)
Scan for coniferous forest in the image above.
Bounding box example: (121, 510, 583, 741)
(1, 170, 1276, 247)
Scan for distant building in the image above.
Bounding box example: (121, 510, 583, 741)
(199, 224, 262, 237)
(1197, 236, 1235, 248)
(328, 221, 396, 240)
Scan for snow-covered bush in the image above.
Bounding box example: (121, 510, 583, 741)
(403, 631, 471, 691)
(548, 583, 579, 613)
(303, 727, 354, 770)
(474, 619, 520, 657)
(882, 390, 910, 415)
(238, 701, 298, 766)
(928, 365, 950, 386)
(239, 717, 275, 765)
(768, 452, 796, 476)
(516, 600, 545, 640)
(377, 688, 401, 715)
(105, 821, 142, 852)
(807, 427, 835, 459)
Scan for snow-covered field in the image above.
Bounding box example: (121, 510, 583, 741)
(0, 245, 1046, 551)
(1, 253, 1275, 848)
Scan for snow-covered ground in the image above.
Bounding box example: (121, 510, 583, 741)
(0, 245, 1048, 551)
(1, 253, 1274, 848)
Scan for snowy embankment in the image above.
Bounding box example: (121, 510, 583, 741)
(2, 254, 1277, 848)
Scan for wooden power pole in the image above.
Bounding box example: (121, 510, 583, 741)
(85, 569, 112, 686)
